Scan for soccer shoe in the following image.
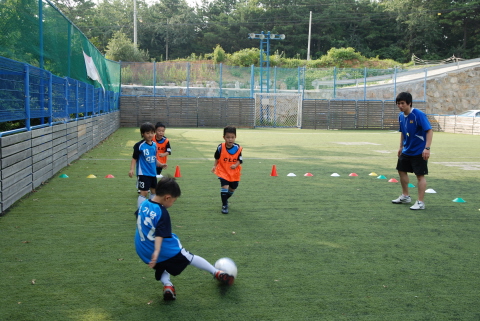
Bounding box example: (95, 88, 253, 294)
(391, 195, 412, 204)
(163, 285, 176, 300)
(221, 205, 229, 214)
(215, 271, 235, 285)
(410, 200, 425, 210)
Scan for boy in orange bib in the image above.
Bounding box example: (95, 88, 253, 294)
(211, 126, 243, 214)
(152, 122, 171, 178)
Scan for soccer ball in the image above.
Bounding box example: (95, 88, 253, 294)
(214, 257, 238, 278)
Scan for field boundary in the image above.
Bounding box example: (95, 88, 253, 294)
(0, 112, 120, 214)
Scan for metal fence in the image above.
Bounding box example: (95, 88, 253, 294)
(0, 56, 120, 137)
(0, 0, 121, 93)
(121, 61, 432, 100)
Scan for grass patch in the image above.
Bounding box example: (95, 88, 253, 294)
(1, 128, 479, 320)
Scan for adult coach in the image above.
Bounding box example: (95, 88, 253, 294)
(391, 92, 433, 210)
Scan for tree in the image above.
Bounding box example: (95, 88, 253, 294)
(436, 0, 480, 58)
(105, 31, 149, 62)
(49, 0, 96, 30)
(380, 0, 444, 59)
(0, 0, 40, 65)
(138, 0, 198, 60)
(213, 44, 226, 63)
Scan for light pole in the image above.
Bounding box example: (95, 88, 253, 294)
(248, 31, 285, 93)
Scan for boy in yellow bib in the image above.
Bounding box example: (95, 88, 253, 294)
(211, 126, 243, 214)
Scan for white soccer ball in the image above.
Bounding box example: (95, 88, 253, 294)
(214, 257, 238, 278)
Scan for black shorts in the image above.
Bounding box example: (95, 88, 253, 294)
(219, 178, 239, 190)
(396, 153, 428, 176)
(154, 249, 194, 279)
(137, 175, 157, 191)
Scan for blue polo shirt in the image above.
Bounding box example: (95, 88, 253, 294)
(398, 108, 432, 156)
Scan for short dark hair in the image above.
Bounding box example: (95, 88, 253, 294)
(155, 176, 181, 198)
(223, 125, 237, 136)
(140, 122, 155, 135)
(396, 92, 413, 106)
(155, 122, 166, 130)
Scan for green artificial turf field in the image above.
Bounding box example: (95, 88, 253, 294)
(1, 128, 479, 320)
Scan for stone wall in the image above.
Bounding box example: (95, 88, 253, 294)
(425, 66, 480, 115)
(335, 66, 480, 115)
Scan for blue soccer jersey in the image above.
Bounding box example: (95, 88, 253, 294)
(398, 108, 432, 156)
(132, 140, 157, 177)
(135, 200, 182, 264)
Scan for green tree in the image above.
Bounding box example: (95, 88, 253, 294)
(138, 0, 198, 60)
(49, 0, 96, 30)
(0, 0, 40, 64)
(87, 0, 142, 53)
(105, 31, 149, 61)
(436, 0, 480, 58)
(213, 44, 226, 63)
(380, 0, 443, 60)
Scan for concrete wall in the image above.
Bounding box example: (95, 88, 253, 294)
(0, 112, 120, 214)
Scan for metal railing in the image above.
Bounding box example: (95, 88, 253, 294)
(0, 57, 120, 137)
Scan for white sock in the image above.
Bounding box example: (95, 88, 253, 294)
(190, 255, 217, 275)
(137, 195, 147, 208)
(160, 271, 172, 286)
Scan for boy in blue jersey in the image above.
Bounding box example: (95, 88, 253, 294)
(135, 177, 235, 301)
(391, 92, 433, 210)
(129, 123, 159, 208)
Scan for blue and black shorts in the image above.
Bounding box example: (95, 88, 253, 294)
(137, 175, 157, 191)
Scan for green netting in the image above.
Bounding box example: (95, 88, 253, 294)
(0, 0, 120, 93)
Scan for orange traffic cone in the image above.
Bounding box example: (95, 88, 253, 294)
(174, 165, 181, 178)
(270, 165, 278, 177)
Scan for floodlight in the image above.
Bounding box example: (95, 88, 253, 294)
(279, 34, 285, 40)
(259, 34, 265, 40)
(248, 33, 256, 39)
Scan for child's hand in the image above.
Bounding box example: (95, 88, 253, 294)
(149, 254, 158, 268)
(230, 164, 238, 169)
(211, 166, 216, 173)
(157, 161, 167, 169)
(128, 170, 134, 178)
(159, 152, 169, 157)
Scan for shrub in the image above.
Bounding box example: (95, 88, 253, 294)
(228, 48, 261, 67)
(213, 45, 226, 63)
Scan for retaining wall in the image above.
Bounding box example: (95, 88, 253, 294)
(0, 111, 119, 214)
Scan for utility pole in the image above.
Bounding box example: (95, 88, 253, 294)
(133, 0, 137, 45)
(307, 11, 312, 60)
(165, 19, 169, 61)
